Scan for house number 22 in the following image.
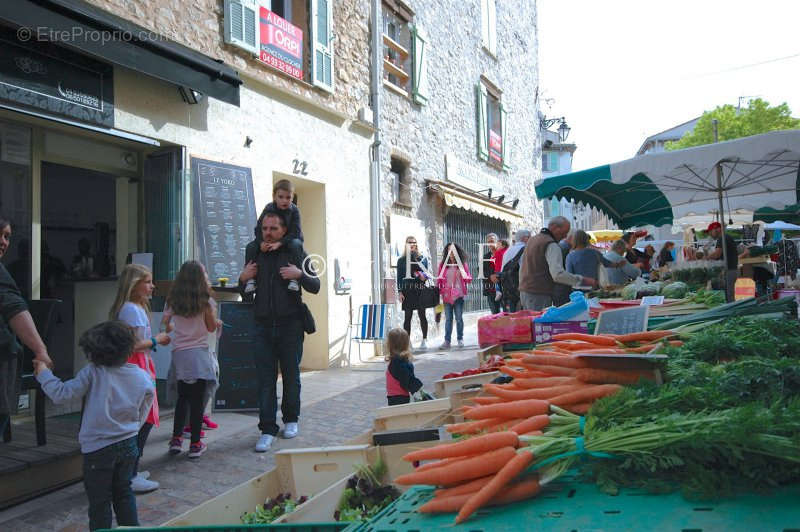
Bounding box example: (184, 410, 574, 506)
(292, 159, 308, 176)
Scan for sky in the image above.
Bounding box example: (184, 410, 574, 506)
(537, 0, 800, 171)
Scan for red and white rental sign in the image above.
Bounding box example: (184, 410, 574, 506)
(259, 8, 303, 80)
(489, 130, 503, 164)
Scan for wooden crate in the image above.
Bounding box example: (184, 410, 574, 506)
(433, 371, 500, 398)
(476, 343, 504, 365)
(448, 387, 483, 413)
(372, 397, 452, 431)
(162, 444, 374, 526)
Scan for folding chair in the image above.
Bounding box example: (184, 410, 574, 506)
(348, 299, 392, 364)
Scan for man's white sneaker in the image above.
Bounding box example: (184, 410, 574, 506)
(138, 471, 150, 479)
(131, 474, 159, 493)
(439, 341, 451, 350)
(255, 434, 274, 452)
(457, 339, 465, 348)
(282, 422, 298, 439)
(419, 339, 427, 349)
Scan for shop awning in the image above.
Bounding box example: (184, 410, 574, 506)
(1, 0, 242, 106)
(429, 181, 523, 223)
(535, 130, 800, 229)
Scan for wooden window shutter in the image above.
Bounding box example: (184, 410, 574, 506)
(312, 0, 335, 92)
(500, 103, 510, 169)
(411, 26, 429, 105)
(476, 84, 488, 161)
(224, 0, 259, 55)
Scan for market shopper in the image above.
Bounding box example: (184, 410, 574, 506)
(34, 321, 155, 531)
(0, 215, 53, 439)
(109, 264, 170, 493)
(706, 221, 739, 302)
(239, 212, 320, 452)
(385, 328, 423, 406)
(566, 230, 624, 281)
(482, 233, 501, 314)
(499, 229, 531, 312)
(519, 217, 596, 311)
(603, 240, 642, 286)
(553, 231, 576, 306)
(396, 236, 431, 349)
(437, 243, 472, 349)
(658, 241, 676, 267)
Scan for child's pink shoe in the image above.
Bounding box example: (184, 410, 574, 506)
(168, 436, 183, 455)
(202, 415, 219, 430)
(182, 426, 206, 439)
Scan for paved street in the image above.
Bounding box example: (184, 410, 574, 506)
(0, 343, 482, 531)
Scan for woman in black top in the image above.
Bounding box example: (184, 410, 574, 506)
(396, 236, 430, 349)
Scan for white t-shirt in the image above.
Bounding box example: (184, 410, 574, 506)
(118, 302, 151, 349)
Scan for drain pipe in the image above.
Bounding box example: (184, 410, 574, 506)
(369, 0, 384, 304)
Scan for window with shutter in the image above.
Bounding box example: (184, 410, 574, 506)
(475, 84, 488, 161)
(224, 0, 259, 55)
(411, 26, 428, 105)
(500, 103, 510, 170)
(311, 0, 334, 91)
(382, 6, 412, 95)
(481, 0, 497, 56)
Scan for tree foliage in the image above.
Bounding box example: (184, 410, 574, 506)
(666, 98, 800, 151)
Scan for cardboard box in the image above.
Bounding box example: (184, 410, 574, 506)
(533, 320, 588, 343)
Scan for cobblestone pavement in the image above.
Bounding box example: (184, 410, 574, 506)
(0, 344, 482, 531)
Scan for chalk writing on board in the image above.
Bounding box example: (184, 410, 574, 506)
(213, 302, 259, 412)
(192, 158, 256, 285)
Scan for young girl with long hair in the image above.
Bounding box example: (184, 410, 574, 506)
(163, 261, 221, 458)
(385, 328, 423, 406)
(437, 243, 472, 349)
(110, 264, 169, 493)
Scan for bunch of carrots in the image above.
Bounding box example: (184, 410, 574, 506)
(537, 331, 682, 354)
(395, 412, 574, 524)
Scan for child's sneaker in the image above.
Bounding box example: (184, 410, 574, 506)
(202, 415, 218, 430)
(188, 441, 207, 458)
(182, 426, 206, 439)
(168, 436, 183, 455)
(288, 279, 300, 291)
(244, 279, 257, 293)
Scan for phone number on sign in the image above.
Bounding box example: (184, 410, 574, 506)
(260, 53, 302, 80)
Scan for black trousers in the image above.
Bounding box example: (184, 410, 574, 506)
(173, 379, 206, 443)
(387, 395, 411, 406)
(403, 308, 428, 339)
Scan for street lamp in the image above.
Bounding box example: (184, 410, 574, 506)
(540, 116, 571, 143)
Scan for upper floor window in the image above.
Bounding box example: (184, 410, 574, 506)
(542, 152, 559, 172)
(382, 1, 428, 105)
(476, 78, 508, 169)
(481, 0, 497, 57)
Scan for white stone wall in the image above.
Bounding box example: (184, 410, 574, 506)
(113, 67, 374, 369)
(379, 0, 542, 274)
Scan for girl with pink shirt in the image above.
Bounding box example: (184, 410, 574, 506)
(385, 328, 422, 406)
(437, 243, 472, 349)
(163, 261, 221, 458)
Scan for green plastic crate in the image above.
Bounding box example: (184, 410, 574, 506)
(98, 523, 349, 532)
(346, 478, 800, 531)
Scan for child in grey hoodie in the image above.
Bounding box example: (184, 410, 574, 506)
(34, 321, 155, 531)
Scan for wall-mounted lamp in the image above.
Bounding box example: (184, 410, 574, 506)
(476, 188, 492, 198)
(178, 86, 204, 105)
(540, 116, 571, 143)
(244, 136, 254, 148)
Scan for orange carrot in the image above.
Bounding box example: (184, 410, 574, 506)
(575, 368, 655, 385)
(455, 451, 536, 523)
(523, 430, 544, 436)
(413, 455, 475, 472)
(394, 446, 517, 486)
(499, 366, 535, 378)
(548, 384, 621, 405)
(486, 418, 526, 432)
(520, 364, 576, 377)
(464, 399, 550, 420)
(521, 354, 587, 369)
(434, 475, 494, 499)
(616, 331, 675, 343)
(512, 376, 581, 389)
(509, 352, 529, 359)
(485, 383, 584, 401)
(563, 402, 593, 414)
(552, 333, 618, 346)
(420, 477, 541, 514)
(509, 414, 550, 435)
(472, 396, 506, 405)
(621, 345, 658, 353)
(445, 418, 501, 434)
(568, 347, 630, 354)
(403, 431, 519, 462)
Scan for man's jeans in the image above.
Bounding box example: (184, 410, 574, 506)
(444, 297, 465, 343)
(520, 291, 553, 311)
(83, 436, 139, 531)
(254, 319, 304, 436)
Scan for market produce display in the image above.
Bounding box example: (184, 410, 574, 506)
(335, 459, 400, 522)
(442, 354, 504, 379)
(240, 493, 309, 524)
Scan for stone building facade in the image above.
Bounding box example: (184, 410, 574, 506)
(377, 0, 541, 313)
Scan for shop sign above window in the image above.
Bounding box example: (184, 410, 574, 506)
(259, 7, 304, 81)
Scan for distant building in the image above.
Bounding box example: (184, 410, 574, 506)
(636, 117, 700, 156)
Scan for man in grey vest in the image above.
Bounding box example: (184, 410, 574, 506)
(518, 217, 596, 310)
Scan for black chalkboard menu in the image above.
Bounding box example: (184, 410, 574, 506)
(192, 157, 256, 286)
(595, 305, 650, 335)
(214, 302, 259, 412)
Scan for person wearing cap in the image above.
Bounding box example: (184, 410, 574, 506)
(706, 221, 738, 302)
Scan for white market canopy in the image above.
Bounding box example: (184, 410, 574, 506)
(535, 130, 800, 229)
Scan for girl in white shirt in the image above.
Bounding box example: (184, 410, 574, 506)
(163, 261, 221, 458)
(109, 264, 170, 493)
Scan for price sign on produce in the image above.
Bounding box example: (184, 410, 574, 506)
(640, 295, 664, 306)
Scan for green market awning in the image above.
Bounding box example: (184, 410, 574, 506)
(535, 130, 800, 229)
